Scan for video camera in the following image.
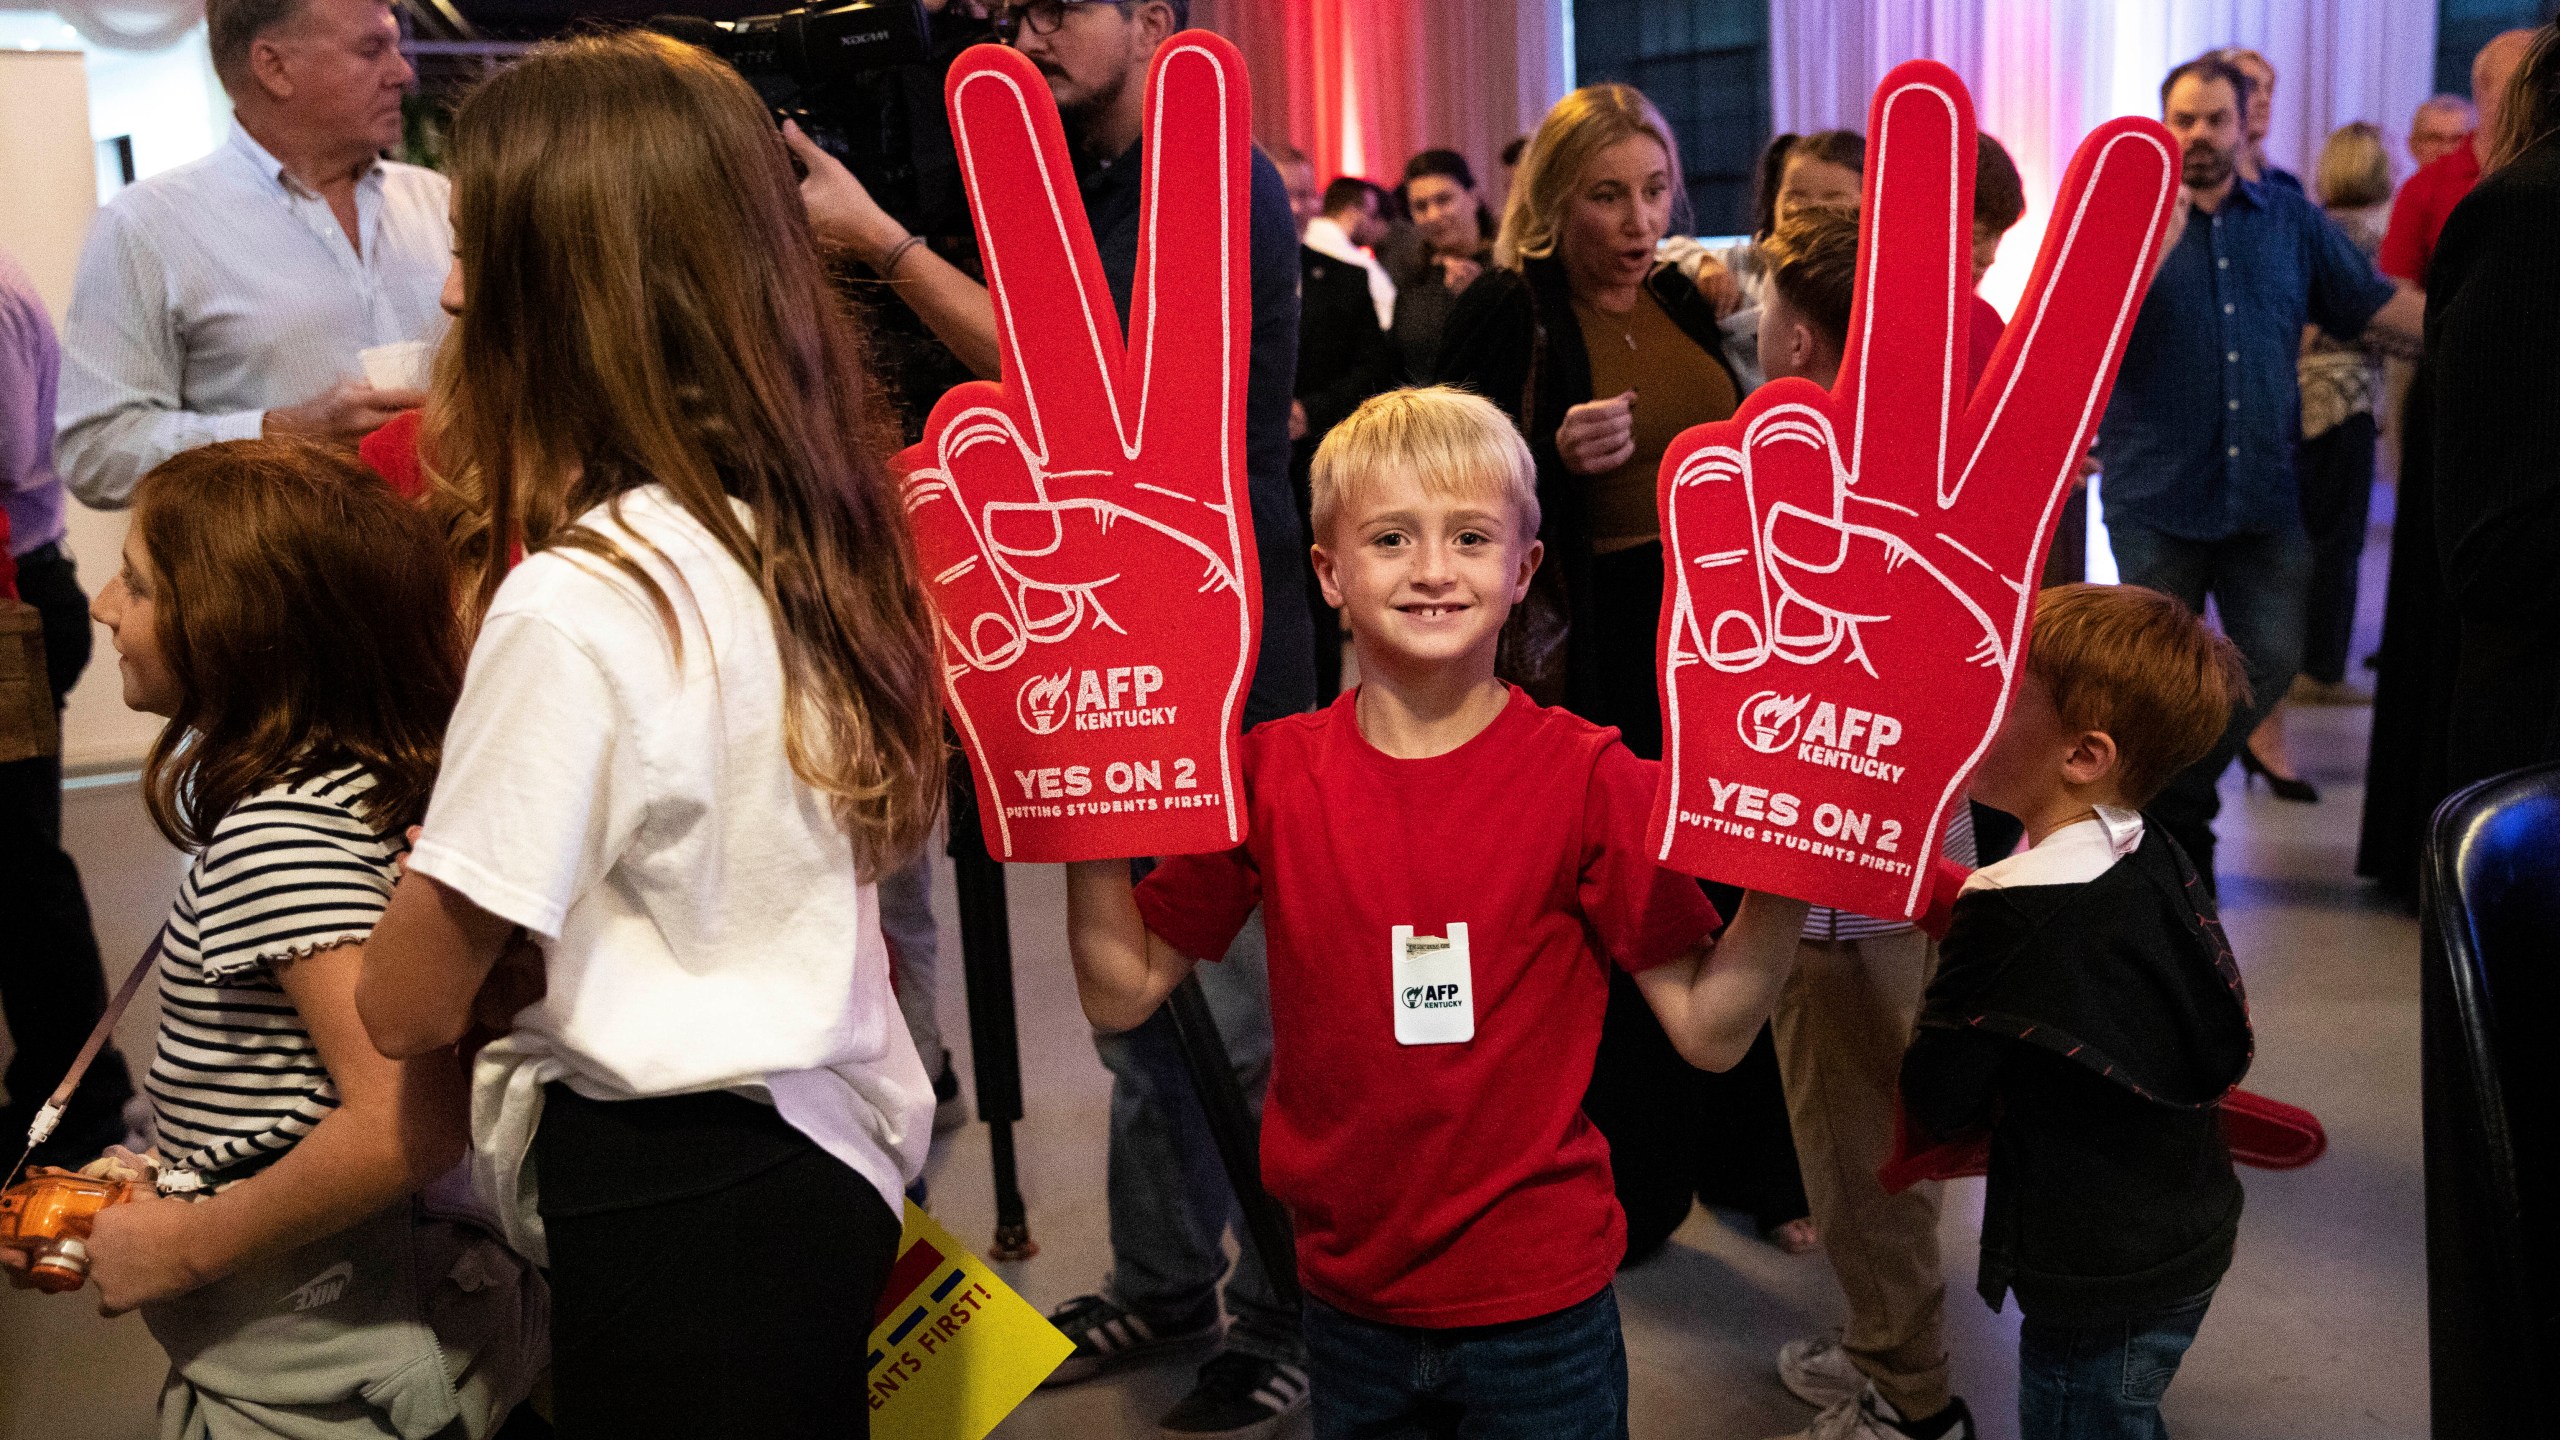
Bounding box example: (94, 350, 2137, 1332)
(646, 0, 991, 244)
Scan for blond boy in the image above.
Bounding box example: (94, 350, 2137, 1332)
(1065, 387, 1809, 1437)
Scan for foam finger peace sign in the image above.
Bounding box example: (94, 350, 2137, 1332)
(900, 36, 1260, 863)
(1651, 61, 2178, 919)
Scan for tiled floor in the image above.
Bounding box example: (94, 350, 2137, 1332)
(1, 552, 2426, 1440)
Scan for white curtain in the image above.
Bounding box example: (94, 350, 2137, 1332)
(1769, 0, 2441, 315)
(2, 0, 204, 52)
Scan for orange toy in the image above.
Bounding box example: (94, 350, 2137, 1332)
(0, 1166, 139, 1293)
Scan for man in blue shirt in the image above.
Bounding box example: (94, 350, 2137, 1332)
(791, 4, 1315, 1435)
(2097, 55, 2421, 886)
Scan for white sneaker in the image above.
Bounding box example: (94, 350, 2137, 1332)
(1777, 1333, 1868, 1410)
(1772, 1387, 1975, 1440)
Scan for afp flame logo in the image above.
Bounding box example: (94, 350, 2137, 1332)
(1016, 670, 1074, 736)
(1737, 691, 1811, 755)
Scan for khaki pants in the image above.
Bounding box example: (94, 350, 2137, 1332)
(1774, 931, 1950, 1421)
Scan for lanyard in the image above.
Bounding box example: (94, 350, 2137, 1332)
(2, 928, 164, 1192)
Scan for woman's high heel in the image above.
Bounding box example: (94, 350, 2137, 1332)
(2239, 745, 2320, 804)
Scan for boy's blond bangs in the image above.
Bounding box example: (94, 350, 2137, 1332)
(1310, 387, 1541, 544)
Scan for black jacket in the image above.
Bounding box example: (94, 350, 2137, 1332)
(2429, 137, 2560, 621)
(1901, 824, 2255, 1323)
(1432, 258, 1739, 717)
(1296, 246, 1398, 439)
(1392, 242, 1492, 386)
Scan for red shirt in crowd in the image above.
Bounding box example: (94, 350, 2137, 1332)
(1969, 293, 2004, 389)
(2379, 138, 2483, 283)
(1134, 687, 1721, 1327)
(359, 408, 430, 500)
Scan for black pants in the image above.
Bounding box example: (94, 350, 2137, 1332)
(2448, 606, 2560, 793)
(1584, 544, 1664, 760)
(1575, 542, 1810, 1253)
(2359, 370, 2459, 904)
(2299, 413, 2379, 685)
(0, 546, 133, 1136)
(537, 1087, 903, 1439)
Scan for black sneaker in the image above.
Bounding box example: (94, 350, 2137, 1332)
(1039, 1292, 1221, 1387)
(1158, 1351, 1311, 1439)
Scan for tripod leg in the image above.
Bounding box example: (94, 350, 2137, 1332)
(1162, 974, 1299, 1308)
(947, 766, 1034, 1258)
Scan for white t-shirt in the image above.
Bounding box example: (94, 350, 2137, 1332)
(410, 485, 929, 1260)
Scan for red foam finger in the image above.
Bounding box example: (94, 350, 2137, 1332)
(948, 46, 1127, 458)
(1122, 35, 1251, 490)
(1839, 60, 1974, 514)
(917, 37, 1261, 863)
(900, 396, 1040, 672)
(1659, 433, 1763, 670)
(1950, 117, 2176, 572)
(1649, 66, 2157, 920)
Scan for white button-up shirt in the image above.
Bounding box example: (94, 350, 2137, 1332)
(1960, 805, 2146, 894)
(1301, 214, 1397, 332)
(55, 121, 451, 507)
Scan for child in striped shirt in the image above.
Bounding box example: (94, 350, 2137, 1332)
(0, 438, 542, 1438)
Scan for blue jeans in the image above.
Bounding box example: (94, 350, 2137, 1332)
(1301, 1285, 1628, 1440)
(2104, 523, 2312, 884)
(2017, 1290, 2215, 1440)
(1095, 910, 1302, 1363)
(878, 854, 943, 1070)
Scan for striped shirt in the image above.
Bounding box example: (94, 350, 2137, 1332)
(54, 121, 450, 509)
(147, 765, 401, 1186)
(1800, 803, 1979, 943)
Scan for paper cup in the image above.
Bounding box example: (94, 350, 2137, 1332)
(360, 340, 434, 392)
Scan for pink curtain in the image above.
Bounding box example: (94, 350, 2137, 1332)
(1770, 0, 2440, 316)
(1190, 0, 1572, 207)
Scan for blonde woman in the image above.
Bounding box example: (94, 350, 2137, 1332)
(354, 31, 945, 1438)
(1436, 84, 1743, 749)
(2297, 122, 2395, 697)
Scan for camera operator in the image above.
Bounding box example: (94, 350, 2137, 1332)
(789, 3, 1318, 1433)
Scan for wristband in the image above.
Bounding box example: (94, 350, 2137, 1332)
(882, 235, 926, 279)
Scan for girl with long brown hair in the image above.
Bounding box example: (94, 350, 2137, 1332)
(353, 29, 946, 1436)
(0, 438, 543, 1438)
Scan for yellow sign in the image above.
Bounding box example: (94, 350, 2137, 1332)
(867, 1203, 1073, 1440)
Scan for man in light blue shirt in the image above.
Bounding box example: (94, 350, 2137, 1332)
(56, 0, 449, 508)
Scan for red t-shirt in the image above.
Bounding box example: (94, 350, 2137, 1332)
(2379, 140, 2482, 283)
(1968, 293, 2004, 390)
(1135, 687, 1721, 1327)
(358, 408, 429, 499)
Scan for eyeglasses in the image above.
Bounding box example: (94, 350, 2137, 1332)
(991, 0, 1109, 42)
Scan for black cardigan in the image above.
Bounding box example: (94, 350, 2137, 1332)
(1431, 258, 1740, 718)
(2428, 138, 2560, 620)
(1900, 824, 2255, 1324)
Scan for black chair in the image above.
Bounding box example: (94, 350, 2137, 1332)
(2422, 762, 2560, 1438)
